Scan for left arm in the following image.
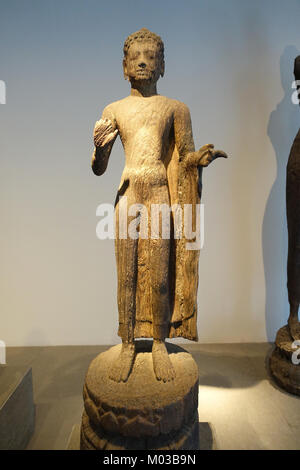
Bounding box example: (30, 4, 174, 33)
(173, 101, 227, 167)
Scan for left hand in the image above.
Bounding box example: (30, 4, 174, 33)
(196, 144, 228, 167)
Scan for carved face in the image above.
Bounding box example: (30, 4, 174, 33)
(123, 40, 164, 83)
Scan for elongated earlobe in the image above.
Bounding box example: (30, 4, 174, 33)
(123, 58, 129, 81)
(160, 60, 165, 78)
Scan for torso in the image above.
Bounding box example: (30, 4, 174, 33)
(111, 95, 176, 189)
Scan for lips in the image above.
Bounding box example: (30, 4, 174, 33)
(136, 70, 152, 77)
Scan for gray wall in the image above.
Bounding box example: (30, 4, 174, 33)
(1, 0, 300, 345)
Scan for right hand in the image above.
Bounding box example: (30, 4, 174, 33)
(93, 118, 118, 148)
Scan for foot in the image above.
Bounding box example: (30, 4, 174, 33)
(288, 316, 300, 341)
(109, 342, 136, 382)
(152, 340, 176, 382)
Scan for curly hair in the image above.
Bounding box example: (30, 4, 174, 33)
(123, 28, 164, 60)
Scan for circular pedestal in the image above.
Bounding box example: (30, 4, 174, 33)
(80, 341, 199, 450)
(269, 325, 300, 396)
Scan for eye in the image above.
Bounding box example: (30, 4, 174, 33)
(144, 50, 155, 60)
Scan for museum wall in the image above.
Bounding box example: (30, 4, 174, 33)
(1, 0, 300, 346)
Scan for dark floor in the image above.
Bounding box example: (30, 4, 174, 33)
(5, 342, 300, 450)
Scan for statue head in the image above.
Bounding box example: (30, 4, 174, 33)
(123, 28, 165, 84)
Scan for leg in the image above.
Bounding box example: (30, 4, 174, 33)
(287, 168, 300, 341)
(148, 188, 175, 382)
(150, 238, 175, 381)
(109, 194, 138, 382)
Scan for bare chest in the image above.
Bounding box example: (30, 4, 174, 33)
(115, 98, 174, 145)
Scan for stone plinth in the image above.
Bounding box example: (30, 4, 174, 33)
(80, 341, 199, 450)
(0, 366, 35, 449)
(269, 325, 300, 396)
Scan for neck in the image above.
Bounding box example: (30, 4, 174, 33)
(130, 80, 158, 97)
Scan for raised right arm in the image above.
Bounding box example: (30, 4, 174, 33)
(91, 105, 118, 176)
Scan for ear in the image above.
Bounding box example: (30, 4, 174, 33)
(160, 59, 165, 78)
(123, 58, 129, 81)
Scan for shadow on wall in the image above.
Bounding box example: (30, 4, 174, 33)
(263, 45, 300, 342)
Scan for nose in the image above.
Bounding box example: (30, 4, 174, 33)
(138, 62, 146, 69)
